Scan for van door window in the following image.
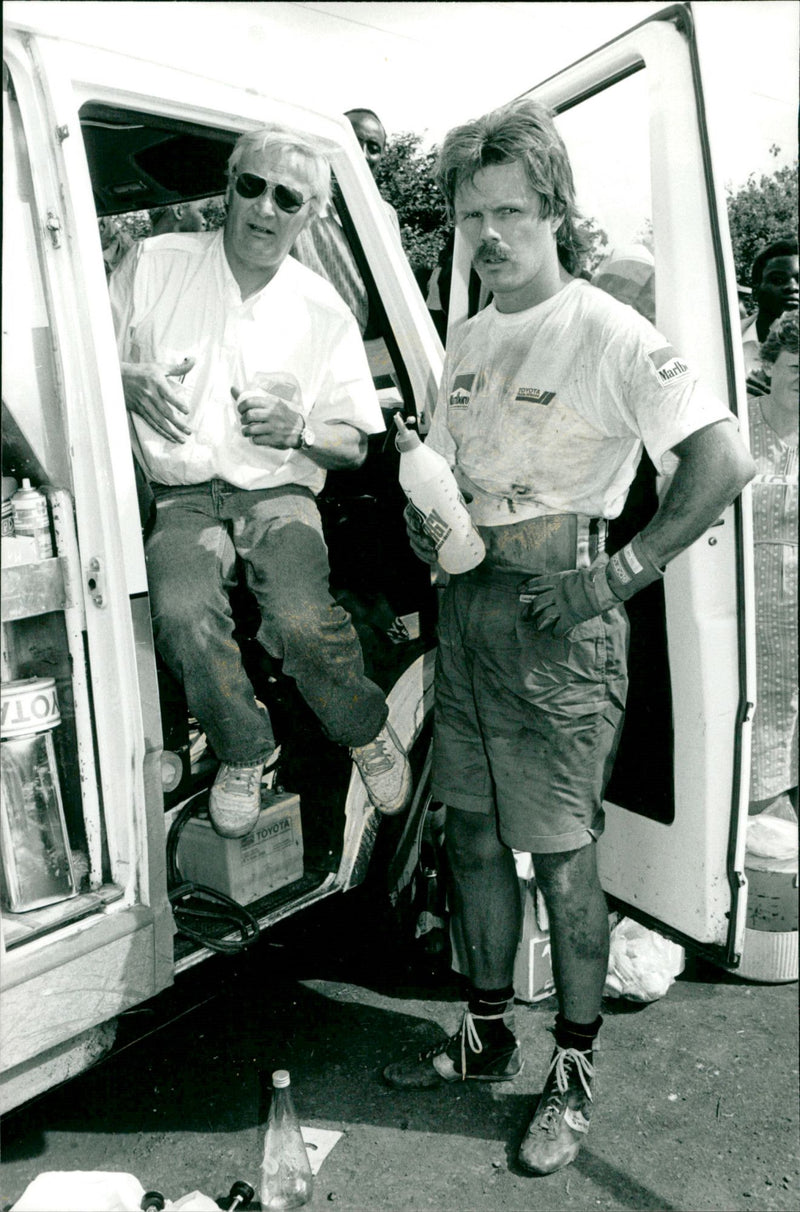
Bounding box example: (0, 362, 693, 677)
(554, 68, 674, 825)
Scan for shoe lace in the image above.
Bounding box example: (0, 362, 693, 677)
(460, 1009, 487, 1079)
(355, 736, 394, 777)
(222, 765, 261, 796)
(417, 1009, 509, 1080)
(539, 1046, 594, 1126)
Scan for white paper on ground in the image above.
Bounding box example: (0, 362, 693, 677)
(10, 1171, 145, 1211)
(170, 1192, 220, 1210)
(301, 1126, 343, 1175)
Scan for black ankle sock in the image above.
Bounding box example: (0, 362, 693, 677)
(468, 984, 515, 1018)
(466, 985, 515, 1045)
(554, 1013, 603, 1053)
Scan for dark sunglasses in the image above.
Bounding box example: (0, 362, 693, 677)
(233, 172, 311, 214)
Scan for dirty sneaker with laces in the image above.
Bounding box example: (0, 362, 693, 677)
(518, 1045, 594, 1175)
(351, 721, 411, 815)
(383, 1009, 523, 1089)
(208, 760, 263, 838)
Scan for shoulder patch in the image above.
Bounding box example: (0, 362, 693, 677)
(449, 372, 475, 409)
(648, 345, 691, 387)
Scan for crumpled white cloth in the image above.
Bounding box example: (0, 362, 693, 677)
(10, 1171, 219, 1211)
(603, 917, 685, 1002)
(745, 814, 798, 873)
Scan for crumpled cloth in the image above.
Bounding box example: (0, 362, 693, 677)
(10, 1171, 219, 1211)
(603, 917, 685, 1002)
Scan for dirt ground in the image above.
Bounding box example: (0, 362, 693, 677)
(1, 891, 798, 1212)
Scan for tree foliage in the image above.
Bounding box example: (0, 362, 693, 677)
(375, 132, 450, 272)
(574, 215, 609, 274)
(726, 156, 798, 288)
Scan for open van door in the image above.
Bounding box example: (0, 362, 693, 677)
(2, 1, 441, 1111)
(448, 3, 755, 968)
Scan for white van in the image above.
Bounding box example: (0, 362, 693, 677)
(0, 1, 783, 1113)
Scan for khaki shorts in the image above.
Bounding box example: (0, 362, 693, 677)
(431, 516, 629, 854)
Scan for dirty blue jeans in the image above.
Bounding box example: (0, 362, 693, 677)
(146, 480, 388, 764)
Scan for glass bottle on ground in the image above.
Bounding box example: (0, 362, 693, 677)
(260, 1069, 314, 1210)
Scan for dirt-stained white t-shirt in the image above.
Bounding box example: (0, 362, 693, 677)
(427, 278, 733, 524)
(110, 229, 383, 493)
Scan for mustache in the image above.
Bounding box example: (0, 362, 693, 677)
(474, 241, 510, 263)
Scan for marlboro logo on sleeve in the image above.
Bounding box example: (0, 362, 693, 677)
(648, 345, 690, 387)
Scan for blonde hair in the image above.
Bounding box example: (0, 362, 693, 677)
(227, 127, 332, 216)
(761, 311, 799, 364)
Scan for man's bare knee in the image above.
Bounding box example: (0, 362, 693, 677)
(446, 807, 507, 874)
(534, 842, 600, 898)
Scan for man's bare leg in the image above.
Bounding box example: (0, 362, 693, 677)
(446, 806, 521, 988)
(382, 806, 523, 1088)
(533, 842, 609, 1021)
(519, 841, 608, 1176)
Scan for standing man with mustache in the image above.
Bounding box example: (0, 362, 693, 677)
(110, 125, 412, 837)
(383, 98, 754, 1176)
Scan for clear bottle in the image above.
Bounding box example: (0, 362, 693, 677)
(394, 414, 485, 574)
(260, 1070, 314, 1210)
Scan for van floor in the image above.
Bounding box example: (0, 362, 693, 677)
(1, 894, 797, 1212)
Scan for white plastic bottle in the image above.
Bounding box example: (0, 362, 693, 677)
(394, 414, 485, 574)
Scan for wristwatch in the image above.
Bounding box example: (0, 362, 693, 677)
(298, 421, 316, 450)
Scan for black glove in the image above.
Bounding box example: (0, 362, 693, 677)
(520, 554, 619, 637)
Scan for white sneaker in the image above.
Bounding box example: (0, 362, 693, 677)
(352, 722, 411, 816)
(208, 761, 263, 838)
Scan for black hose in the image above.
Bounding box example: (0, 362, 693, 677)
(166, 791, 261, 954)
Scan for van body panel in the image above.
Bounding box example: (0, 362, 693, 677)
(3, 4, 442, 1110)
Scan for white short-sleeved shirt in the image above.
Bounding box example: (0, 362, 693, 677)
(427, 278, 733, 524)
(740, 312, 761, 377)
(110, 229, 384, 493)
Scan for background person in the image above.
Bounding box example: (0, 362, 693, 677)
(109, 125, 411, 838)
(592, 243, 656, 324)
(382, 97, 754, 1178)
(741, 237, 798, 391)
(291, 106, 401, 336)
(149, 200, 207, 235)
(747, 311, 798, 820)
(98, 215, 134, 278)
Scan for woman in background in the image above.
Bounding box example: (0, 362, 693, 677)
(748, 312, 798, 818)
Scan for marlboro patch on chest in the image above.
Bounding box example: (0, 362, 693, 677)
(449, 372, 475, 409)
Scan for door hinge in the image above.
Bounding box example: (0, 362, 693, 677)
(45, 210, 62, 248)
(86, 557, 106, 608)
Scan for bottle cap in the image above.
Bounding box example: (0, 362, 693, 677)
(394, 412, 420, 452)
(21, 478, 33, 490)
(272, 1069, 291, 1088)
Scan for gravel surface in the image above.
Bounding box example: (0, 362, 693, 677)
(1, 895, 797, 1212)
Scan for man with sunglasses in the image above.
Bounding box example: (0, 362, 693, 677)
(110, 125, 411, 837)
